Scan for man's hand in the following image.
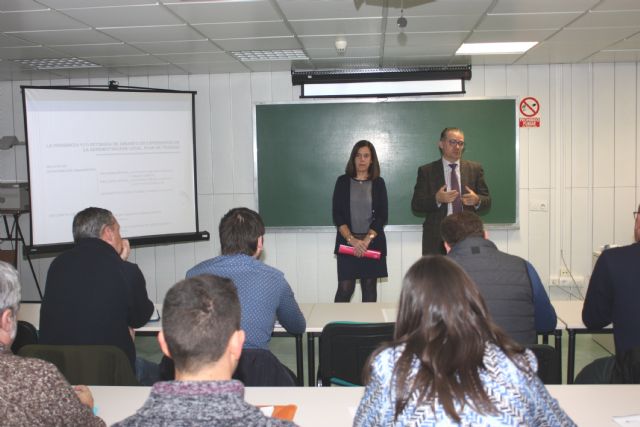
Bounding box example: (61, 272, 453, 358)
(73, 385, 94, 408)
(436, 185, 459, 204)
(120, 239, 131, 261)
(462, 186, 480, 206)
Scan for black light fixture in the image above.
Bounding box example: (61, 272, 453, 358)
(291, 65, 471, 98)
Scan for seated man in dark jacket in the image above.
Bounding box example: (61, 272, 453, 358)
(441, 211, 557, 345)
(39, 207, 156, 384)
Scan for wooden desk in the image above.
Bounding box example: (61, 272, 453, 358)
(552, 300, 613, 384)
(305, 302, 396, 385)
(18, 302, 315, 387)
(89, 384, 640, 426)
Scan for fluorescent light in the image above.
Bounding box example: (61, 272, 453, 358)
(230, 49, 308, 62)
(13, 57, 101, 70)
(456, 42, 537, 55)
(303, 79, 464, 98)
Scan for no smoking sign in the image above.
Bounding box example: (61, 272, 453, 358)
(519, 97, 540, 128)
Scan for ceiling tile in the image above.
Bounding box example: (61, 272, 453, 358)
(516, 43, 598, 63)
(165, 1, 280, 24)
(384, 32, 467, 48)
(384, 15, 477, 32)
(311, 57, 381, 69)
(243, 60, 294, 72)
(213, 37, 301, 51)
(605, 32, 640, 50)
(0, 10, 88, 32)
(588, 50, 640, 62)
(131, 39, 222, 54)
(109, 63, 191, 77)
(306, 47, 381, 59)
(0, 0, 49, 12)
(7, 29, 119, 45)
(468, 29, 556, 43)
(384, 0, 493, 16)
(194, 21, 291, 40)
(467, 54, 521, 65)
(569, 10, 640, 28)
(0, 46, 66, 59)
(277, 0, 381, 20)
(52, 43, 142, 57)
(551, 27, 637, 45)
(479, 13, 582, 31)
(62, 4, 183, 28)
(381, 55, 454, 67)
(492, 0, 599, 14)
(99, 25, 204, 43)
(290, 18, 382, 36)
(0, 34, 37, 48)
(39, 0, 157, 7)
(586, 0, 640, 12)
(300, 34, 380, 49)
(169, 62, 250, 74)
(156, 51, 234, 64)
(50, 66, 126, 80)
(86, 54, 167, 66)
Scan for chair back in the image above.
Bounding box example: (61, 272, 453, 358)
(611, 346, 640, 384)
(233, 348, 297, 386)
(319, 322, 395, 386)
(11, 320, 38, 354)
(18, 344, 139, 386)
(528, 344, 561, 384)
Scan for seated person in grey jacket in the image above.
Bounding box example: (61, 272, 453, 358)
(114, 274, 296, 426)
(441, 211, 557, 345)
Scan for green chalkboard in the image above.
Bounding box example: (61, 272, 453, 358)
(256, 98, 516, 227)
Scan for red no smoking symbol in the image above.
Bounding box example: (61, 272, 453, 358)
(520, 97, 540, 117)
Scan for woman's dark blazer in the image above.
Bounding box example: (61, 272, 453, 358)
(332, 174, 388, 256)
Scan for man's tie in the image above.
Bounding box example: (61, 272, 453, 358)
(449, 163, 463, 213)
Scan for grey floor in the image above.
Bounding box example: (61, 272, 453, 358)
(135, 330, 614, 386)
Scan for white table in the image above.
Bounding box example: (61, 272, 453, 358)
(89, 384, 640, 427)
(552, 300, 613, 384)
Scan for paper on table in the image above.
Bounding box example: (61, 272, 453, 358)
(613, 414, 640, 426)
(259, 405, 297, 421)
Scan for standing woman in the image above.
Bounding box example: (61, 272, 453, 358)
(332, 140, 388, 303)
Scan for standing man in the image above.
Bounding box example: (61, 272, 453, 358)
(411, 127, 491, 255)
(186, 207, 305, 382)
(577, 205, 640, 383)
(39, 207, 156, 384)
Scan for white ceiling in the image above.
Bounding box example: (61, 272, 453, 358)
(0, 0, 639, 81)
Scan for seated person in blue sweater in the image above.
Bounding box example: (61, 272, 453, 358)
(354, 255, 573, 426)
(441, 211, 557, 345)
(114, 275, 296, 426)
(187, 207, 305, 383)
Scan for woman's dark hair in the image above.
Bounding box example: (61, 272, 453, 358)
(365, 255, 528, 423)
(345, 140, 381, 179)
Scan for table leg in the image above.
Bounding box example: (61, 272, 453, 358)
(554, 329, 562, 381)
(307, 333, 316, 386)
(567, 330, 576, 384)
(295, 334, 303, 386)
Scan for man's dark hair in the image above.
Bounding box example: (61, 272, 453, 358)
(162, 274, 240, 374)
(440, 127, 464, 141)
(72, 207, 116, 242)
(219, 207, 265, 256)
(441, 211, 485, 246)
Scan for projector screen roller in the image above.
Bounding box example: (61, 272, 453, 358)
(23, 86, 205, 252)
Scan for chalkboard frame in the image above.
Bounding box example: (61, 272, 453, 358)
(253, 96, 519, 232)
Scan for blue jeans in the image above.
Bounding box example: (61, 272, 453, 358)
(135, 357, 160, 386)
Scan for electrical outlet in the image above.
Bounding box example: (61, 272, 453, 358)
(559, 267, 571, 278)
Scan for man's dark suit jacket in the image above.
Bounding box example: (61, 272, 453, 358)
(582, 242, 640, 356)
(411, 158, 491, 255)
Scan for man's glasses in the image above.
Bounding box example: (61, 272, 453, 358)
(447, 139, 464, 147)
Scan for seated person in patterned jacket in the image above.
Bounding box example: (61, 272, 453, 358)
(114, 274, 296, 426)
(354, 256, 574, 426)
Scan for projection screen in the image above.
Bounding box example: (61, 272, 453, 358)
(22, 86, 207, 254)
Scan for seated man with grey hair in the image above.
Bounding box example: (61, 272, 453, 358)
(39, 207, 156, 384)
(0, 261, 104, 426)
(114, 275, 296, 426)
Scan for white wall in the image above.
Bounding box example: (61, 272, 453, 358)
(1, 63, 638, 303)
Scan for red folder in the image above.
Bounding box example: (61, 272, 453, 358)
(338, 244, 381, 260)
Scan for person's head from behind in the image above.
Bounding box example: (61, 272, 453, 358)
(219, 207, 265, 257)
(389, 255, 521, 422)
(158, 274, 244, 379)
(72, 207, 123, 254)
(0, 261, 21, 346)
(345, 140, 381, 180)
(440, 211, 486, 251)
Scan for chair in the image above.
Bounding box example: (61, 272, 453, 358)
(528, 344, 561, 384)
(318, 322, 395, 387)
(18, 344, 139, 386)
(159, 348, 297, 387)
(10, 320, 38, 354)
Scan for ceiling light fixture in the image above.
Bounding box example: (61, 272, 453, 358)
(230, 49, 308, 62)
(13, 57, 100, 70)
(456, 42, 538, 55)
